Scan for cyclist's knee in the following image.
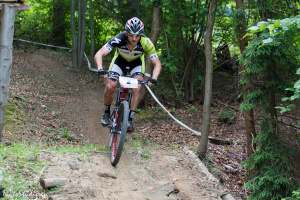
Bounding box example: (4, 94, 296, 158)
(133, 75, 144, 81)
(105, 80, 117, 92)
(132, 87, 142, 95)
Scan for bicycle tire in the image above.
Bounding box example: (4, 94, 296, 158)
(109, 100, 129, 166)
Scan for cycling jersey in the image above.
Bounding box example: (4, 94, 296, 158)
(104, 32, 158, 73)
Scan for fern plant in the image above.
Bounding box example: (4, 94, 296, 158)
(241, 16, 300, 200)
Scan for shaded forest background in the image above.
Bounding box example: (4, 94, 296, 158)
(8, 0, 300, 199)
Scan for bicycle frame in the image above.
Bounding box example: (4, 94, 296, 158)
(99, 70, 147, 166)
(110, 78, 133, 133)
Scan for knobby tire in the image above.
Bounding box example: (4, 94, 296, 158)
(110, 100, 129, 166)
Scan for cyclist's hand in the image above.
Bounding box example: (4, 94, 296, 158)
(97, 68, 107, 76)
(147, 78, 157, 87)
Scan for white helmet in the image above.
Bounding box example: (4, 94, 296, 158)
(125, 17, 145, 35)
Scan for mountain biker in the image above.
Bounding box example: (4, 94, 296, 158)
(94, 17, 162, 132)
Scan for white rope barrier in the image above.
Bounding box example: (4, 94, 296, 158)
(145, 85, 202, 137)
(14, 38, 96, 72)
(14, 39, 70, 50)
(14, 38, 202, 137)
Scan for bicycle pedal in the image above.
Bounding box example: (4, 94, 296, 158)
(101, 122, 109, 127)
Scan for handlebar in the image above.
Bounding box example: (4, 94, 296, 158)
(97, 69, 157, 85)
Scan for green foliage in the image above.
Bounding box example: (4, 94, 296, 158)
(244, 119, 295, 200)
(218, 107, 235, 124)
(15, 0, 53, 42)
(241, 15, 300, 200)
(282, 188, 300, 200)
(157, 0, 207, 101)
(241, 16, 300, 110)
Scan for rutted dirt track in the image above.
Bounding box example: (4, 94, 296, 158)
(8, 49, 231, 199)
(43, 148, 224, 200)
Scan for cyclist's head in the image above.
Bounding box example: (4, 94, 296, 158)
(125, 17, 144, 36)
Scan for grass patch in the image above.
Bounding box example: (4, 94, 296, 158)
(58, 127, 74, 141)
(0, 143, 46, 200)
(137, 106, 168, 121)
(49, 144, 108, 155)
(0, 143, 109, 199)
(4, 96, 27, 133)
(129, 134, 152, 160)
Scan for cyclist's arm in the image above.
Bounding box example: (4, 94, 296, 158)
(141, 37, 162, 80)
(94, 32, 126, 70)
(94, 46, 110, 70)
(150, 57, 161, 80)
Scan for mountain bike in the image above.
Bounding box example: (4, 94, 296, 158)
(98, 70, 150, 166)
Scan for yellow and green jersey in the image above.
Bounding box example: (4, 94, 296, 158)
(105, 32, 158, 65)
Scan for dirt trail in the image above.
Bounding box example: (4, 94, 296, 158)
(43, 147, 224, 200)
(9, 49, 230, 200)
(11, 49, 107, 144)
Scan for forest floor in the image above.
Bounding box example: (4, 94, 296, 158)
(2, 48, 247, 199)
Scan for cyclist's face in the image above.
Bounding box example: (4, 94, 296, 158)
(127, 34, 141, 45)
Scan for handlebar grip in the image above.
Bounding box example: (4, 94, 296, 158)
(97, 69, 107, 76)
(149, 78, 158, 85)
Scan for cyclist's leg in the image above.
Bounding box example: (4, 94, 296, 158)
(104, 65, 122, 105)
(101, 60, 123, 126)
(130, 66, 144, 111)
(128, 65, 144, 131)
(130, 56, 145, 111)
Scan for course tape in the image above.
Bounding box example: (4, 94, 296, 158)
(145, 85, 202, 136)
(14, 38, 97, 72)
(14, 38, 202, 136)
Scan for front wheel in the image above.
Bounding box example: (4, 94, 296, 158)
(109, 100, 129, 166)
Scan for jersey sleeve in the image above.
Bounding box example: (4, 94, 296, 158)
(141, 37, 158, 60)
(104, 32, 126, 52)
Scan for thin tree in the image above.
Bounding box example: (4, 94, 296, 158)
(0, 5, 17, 141)
(70, 0, 86, 68)
(197, 0, 218, 158)
(139, 0, 162, 107)
(52, 0, 66, 45)
(78, 0, 86, 67)
(149, 0, 161, 45)
(89, 0, 95, 65)
(235, 0, 256, 156)
(70, 0, 77, 67)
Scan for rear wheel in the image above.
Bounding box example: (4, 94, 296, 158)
(109, 101, 129, 166)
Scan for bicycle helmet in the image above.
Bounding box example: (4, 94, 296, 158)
(125, 17, 145, 36)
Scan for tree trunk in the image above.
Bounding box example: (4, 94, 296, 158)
(70, 0, 77, 68)
(139, 0, 161, 108)
(52, 0, 66, 45)
(149, 0, 161, 45)
(235, 0, 256, 156)
(78, 0, 86, 67)
(146, 0, 161, 76)
(0, 4, 16, 141)
(197, 0, 218, 158)
(117, 0, 139, 22)
(89, 0, 95, 65)
(77, 0, 82, 68)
